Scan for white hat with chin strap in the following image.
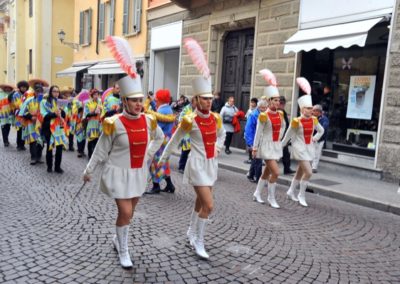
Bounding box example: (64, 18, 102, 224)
(117, 76, 144, 99)
(259, 69, 280, 100)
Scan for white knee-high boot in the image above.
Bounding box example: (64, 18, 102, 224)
(286, 178, 300, 202)
(298, 180, 309, 207)
(253, 178, 266, 203)
(187, 210, 198, 246)
(267, 182, 280, 208)
(193, 217, 209, 259)
(115, 225, 133, 268)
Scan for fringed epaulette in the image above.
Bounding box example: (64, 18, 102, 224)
(146, 113, 157, 131)
(211, 112, 222, 129)
(180, 113, 196, 133)
(291, 117, 300, 128)
(102, 115, 119, 136)
(258, 112, 268, 123)
(277, 110, 284, 120)
(312, 116, 319, 125)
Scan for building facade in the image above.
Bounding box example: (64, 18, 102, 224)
(0, 0, 74, 87)
(170, 0, 399, 180)
(60, 0, 147, 92)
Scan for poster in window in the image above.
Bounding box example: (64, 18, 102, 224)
(346, 75, 376, 120)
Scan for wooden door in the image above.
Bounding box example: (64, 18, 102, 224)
(221, 28, 254, 149)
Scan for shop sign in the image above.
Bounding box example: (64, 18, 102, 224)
(346, 75, 376, 120)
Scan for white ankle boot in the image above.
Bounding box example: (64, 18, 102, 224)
(286, 178, 299, 202)
(253, 179, 266, 203)
(193, 217, 209, 259)
(186, 210, 198, 246)
(115, 225, 133, 268)
(298, 180, 309, 207)
(267, 182, 280, 208)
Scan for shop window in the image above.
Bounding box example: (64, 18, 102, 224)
(300, 21, 389, 156)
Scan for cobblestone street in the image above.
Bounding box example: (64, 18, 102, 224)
(1, 135, 400, 284)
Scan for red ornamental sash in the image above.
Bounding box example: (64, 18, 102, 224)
(300, 117, 313, 144)
(195, 115, 217, 159)
(119, 115, 148, 168)
(267, 112, 282, 142)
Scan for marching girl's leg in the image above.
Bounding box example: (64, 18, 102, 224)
(297, 161, 312, 207)
(253, 165, 270, 204)
(265, 160, 280, 208)
(286, 164, 302, 201)
(193, 186, 213, 259)
(187, 198, 201, 246)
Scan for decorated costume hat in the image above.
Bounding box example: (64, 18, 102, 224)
(259, 69, 280, 100)
(296, 77, 313, 109)
(0, 84, 15, 92)
(183, 38, 213, 98)
(106, 36, 143, 98)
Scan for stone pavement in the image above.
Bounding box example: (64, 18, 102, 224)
(218, 147, 400, 215)
(1, 130, 400, 283)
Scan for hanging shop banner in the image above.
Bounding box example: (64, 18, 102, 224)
(346, 75, 376, 120)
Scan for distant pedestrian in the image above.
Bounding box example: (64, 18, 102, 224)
(312, 104, 329, 173)
(279, 96, 295, 174)
(12, 81, 29, 151)
(252, 69, 286, 208)
(282, 78, 325, 207)
(83, 75, 164, 269)
(211, 91, 223, 113)
(244, 97, 258, 164)
(220, 96, 238, 154)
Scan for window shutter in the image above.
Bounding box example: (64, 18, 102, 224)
(87, 8, 92, 45)
(79, 11, 84, 44)
(134, 0, 142, 33)
(123, 0, 129, 35)
(110, 0, 116, 36)
(99, 3, 105, 40)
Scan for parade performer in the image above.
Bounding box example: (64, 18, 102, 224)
(177, 97, 196, 173)
(102, 83, 122, 118)
(0, 84, 15, 147)
(159, 38, 226, 259)
(60, 86, 75, 151)
(84, 89, 102, 159)
(40, 85, 68, 173)
(252, 69, 286, 208)
(146, 89, 176, 194)
(282, 77, 325, 207)
(84, 35, 164, 268)
(19, 79, 48, 165)
(12, 81, 30, 150)
(72, 99, 86, 158)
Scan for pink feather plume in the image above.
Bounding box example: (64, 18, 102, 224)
(106, 36, 136, 78)
(296, 77, 311, 95)
(183, 38, 210, 78)
(259, 69, 277, 86)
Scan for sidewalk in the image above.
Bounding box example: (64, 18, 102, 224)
(217, 147, 400, 215)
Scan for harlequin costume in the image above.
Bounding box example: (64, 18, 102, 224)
(84, 74, 164, 269)
(72, 99, 86, 157)
(40, 92, 68, 173)
(282, 77, 325, 207)
(0, 84, 15, 147)
(178, 103, 195, 172)
(160, 37, 226, 259)
(102, 91, 122, 119)
(18, 80, 48, 164)
(252, 69, 286, 208)
(12, 81, 30, 150)
(84, 89, 102, 159)
(60, 86, 75, 151)
(146, 89, 176, 194)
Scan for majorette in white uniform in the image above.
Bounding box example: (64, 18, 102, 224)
(282, 77, 324, 207)
(160, 77, 226, 187)
(252, 69, 286, 208)
(83, 76, 164, 199)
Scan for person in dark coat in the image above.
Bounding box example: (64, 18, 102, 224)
(279, 96, 295, 174)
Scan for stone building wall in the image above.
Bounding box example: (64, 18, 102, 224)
(377, 0, 400, 181)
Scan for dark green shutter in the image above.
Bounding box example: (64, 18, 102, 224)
(99, 3, 105, 40)
(110, 0, 116, 36)
(134, 0, 142, 33)
(87, 8, 92, 45)
(123, 0, 129, 35)
(79, 11, 84, 44)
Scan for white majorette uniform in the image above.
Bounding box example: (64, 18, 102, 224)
(160, 84, 226, 186)
(83, 76, 164, 199)
(253, 108, 286, 160)
(281, 114, 324, 161)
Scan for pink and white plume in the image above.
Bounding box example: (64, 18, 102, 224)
(259, 69, 277, 87)
(183, 38, 210, 79)
(296, 77, 311, 95)
(106, 36, 137, 78)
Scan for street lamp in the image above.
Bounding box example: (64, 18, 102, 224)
(57, 29, 79, 51)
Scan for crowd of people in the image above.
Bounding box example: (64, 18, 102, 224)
(0, 36, 328, 269)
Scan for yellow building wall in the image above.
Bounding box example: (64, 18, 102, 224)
(74, 0, 148, 64)
(51, 0, 74, 87)
(0, 12, 7, 84)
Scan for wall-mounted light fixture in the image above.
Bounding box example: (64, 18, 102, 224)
(57, 29, 79, 50)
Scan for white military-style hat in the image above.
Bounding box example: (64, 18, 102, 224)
(117, 75, 144, 99)
(192, 77, 213, 98)
(263, 85, 280, 100)
(259, 69, 280, 100)
(297, 95, 313, 109)
(296, 77, 312, 109)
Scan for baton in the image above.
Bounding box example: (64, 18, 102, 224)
(71, 181, 87, 205)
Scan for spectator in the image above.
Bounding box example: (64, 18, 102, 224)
(312, 104, 329, 173)
(279, 96, 295, 174)
(220, 96, 238, 154)
(211, 91, 224, 113)
(245, 97, 258, 119)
